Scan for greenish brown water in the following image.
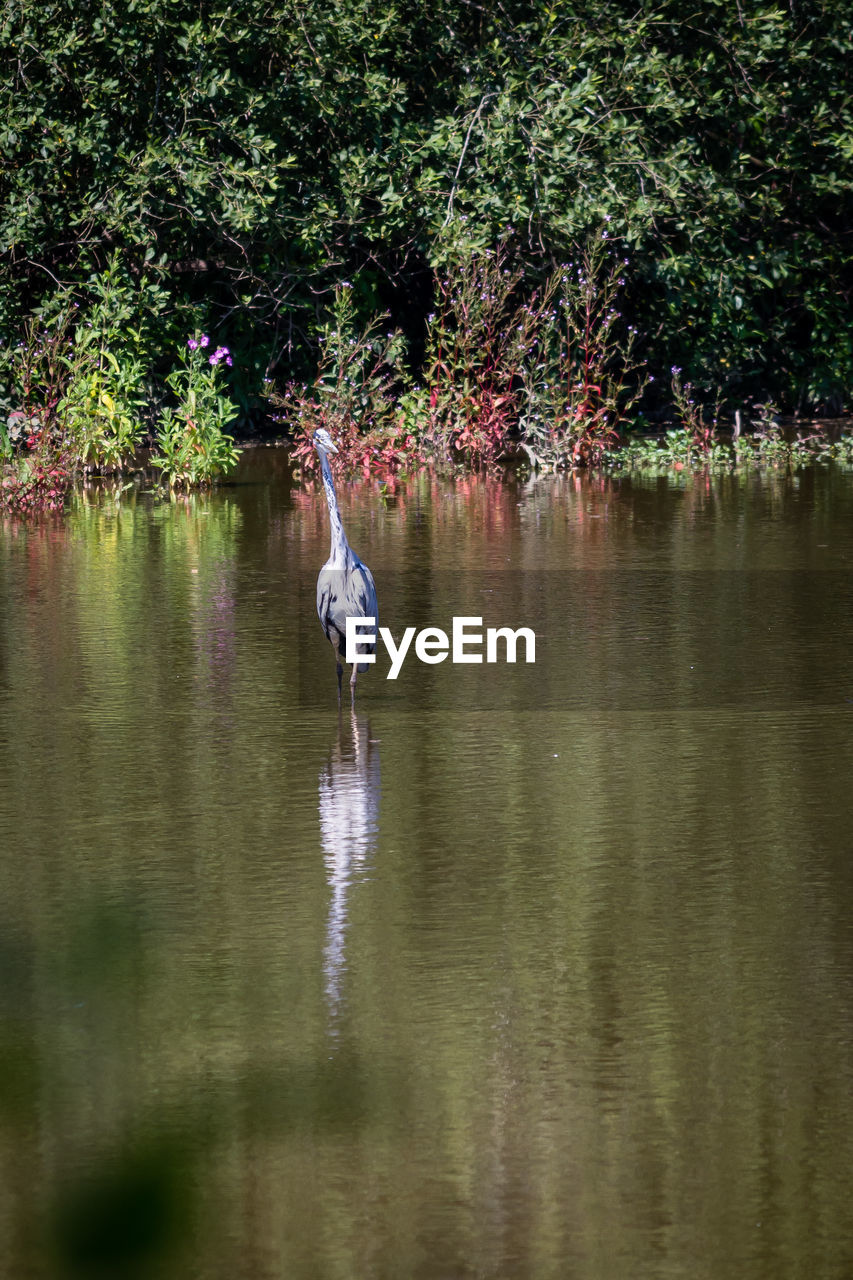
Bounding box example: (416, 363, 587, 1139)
(1, 455, 853, 1279)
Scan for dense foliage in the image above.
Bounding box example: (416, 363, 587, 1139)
(1, 0, 851, 434)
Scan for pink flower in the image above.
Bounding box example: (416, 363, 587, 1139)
(200, 335, 210, 348)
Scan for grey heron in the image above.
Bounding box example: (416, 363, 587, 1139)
(313, 428, 378, 701)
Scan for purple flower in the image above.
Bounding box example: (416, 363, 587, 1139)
(209, 345, 230, 366)
(187, 337, 198, 350)
(200, 334, 210, 348)
(226, 356, 233, 367)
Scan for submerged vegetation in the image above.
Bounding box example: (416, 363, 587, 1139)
(1, 0, 852, 505)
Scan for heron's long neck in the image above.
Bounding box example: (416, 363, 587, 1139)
(319, 450, 349, 564)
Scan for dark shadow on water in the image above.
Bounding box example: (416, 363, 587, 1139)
(0, 896, 398, 1280)
(45, 1054, 380, 1280)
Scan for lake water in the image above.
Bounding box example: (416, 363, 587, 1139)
(1, 453, 852, 1279)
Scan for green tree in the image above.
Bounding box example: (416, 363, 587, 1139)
(1, 0, 851, 415)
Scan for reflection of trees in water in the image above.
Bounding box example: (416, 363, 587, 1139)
(318, 713, 380, 1027)
(3, 469, 853, 1277)
(192, 555, 237, 723)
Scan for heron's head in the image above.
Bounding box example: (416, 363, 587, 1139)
(313, 428, 339, 456)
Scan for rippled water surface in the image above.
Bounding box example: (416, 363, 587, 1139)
(1, 454, 853, 1279)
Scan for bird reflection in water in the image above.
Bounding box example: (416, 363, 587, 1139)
(318, 711, 380, 1032)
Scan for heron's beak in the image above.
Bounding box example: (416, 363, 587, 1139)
(326, 440, 339, 455)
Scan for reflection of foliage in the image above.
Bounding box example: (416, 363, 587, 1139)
(3, 470, 853, 1276)
(62, 491, 243, 701)
(150, 490, 243, 566)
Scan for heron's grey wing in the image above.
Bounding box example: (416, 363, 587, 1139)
(353, 559, 378, 631)
(318, 564, 375, 634)
(317, 569, 337, 644)
(318, 560, 376, 663)
(317, 557, 378, 675)
(345, 561, 378, 671)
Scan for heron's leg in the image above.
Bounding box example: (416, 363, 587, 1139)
(336, 660, 343, 702)
(350, 663, 358, 704)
